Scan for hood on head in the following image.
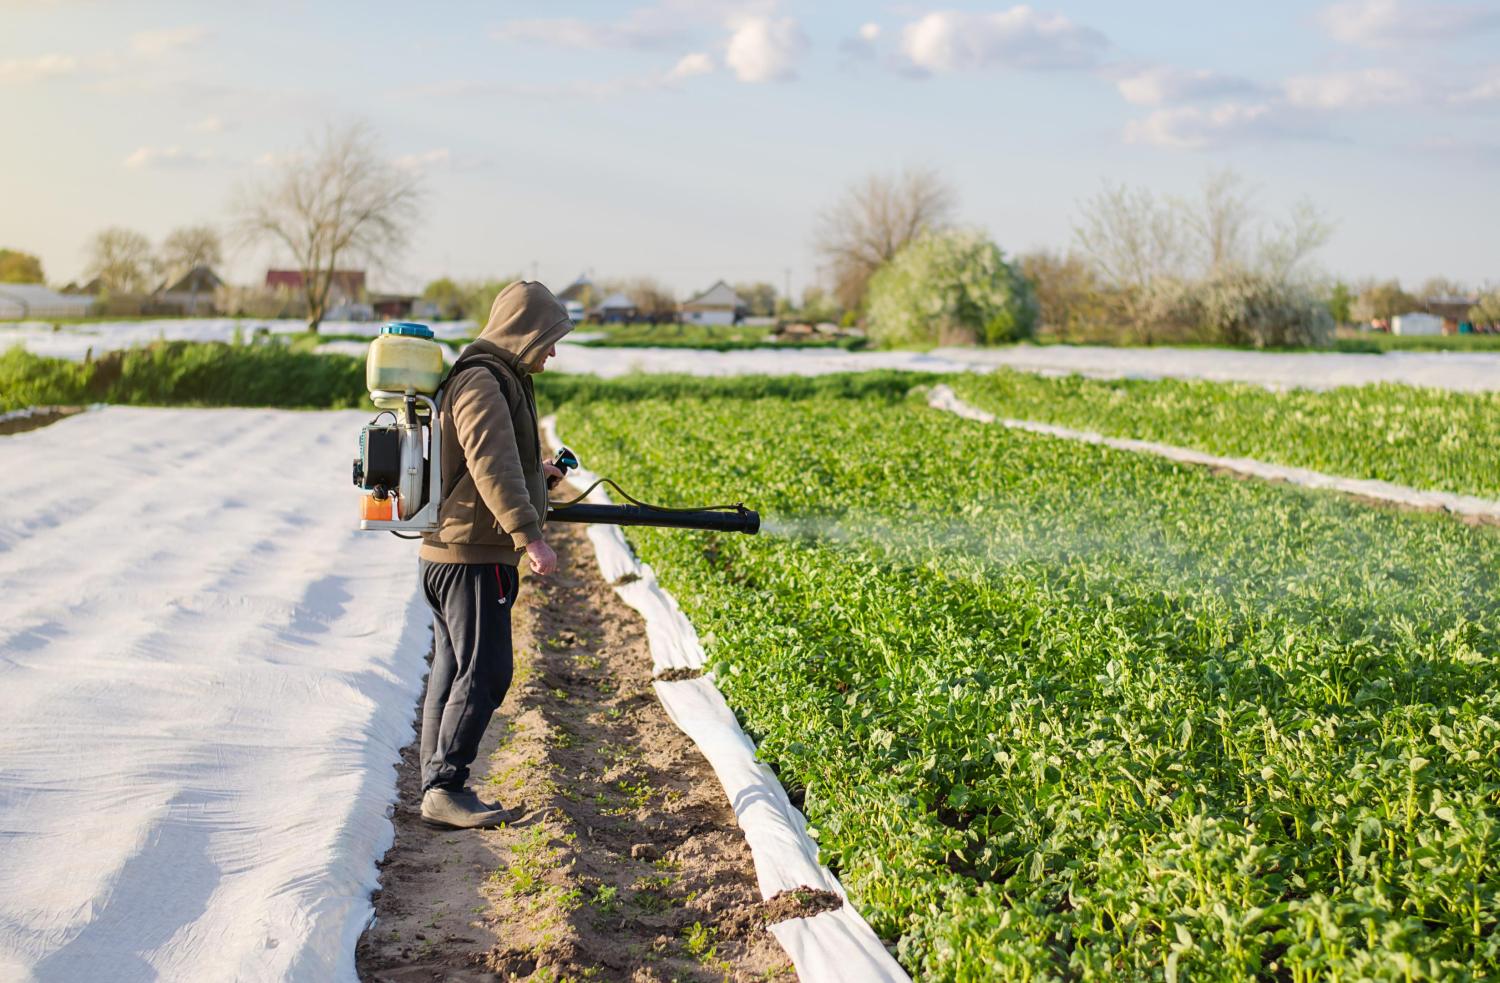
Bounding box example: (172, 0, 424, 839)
(473, 281, 574, 371)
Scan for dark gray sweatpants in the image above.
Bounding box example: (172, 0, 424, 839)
(419, 560, 519, 792)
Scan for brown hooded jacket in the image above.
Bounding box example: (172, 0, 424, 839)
(418, 281, 574, 565)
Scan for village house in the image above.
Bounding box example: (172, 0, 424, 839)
(593, 291, 637, 324)
(155, 265, 224, 315)
(679, 280, 745, 326)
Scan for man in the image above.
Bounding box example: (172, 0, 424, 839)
(416, 281, 573, 829)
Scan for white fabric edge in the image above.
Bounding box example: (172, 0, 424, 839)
(927, 384, 1500, 521)
(541, 415, 909, 983)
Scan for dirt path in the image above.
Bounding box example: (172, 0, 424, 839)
(357, 522, 795, 982)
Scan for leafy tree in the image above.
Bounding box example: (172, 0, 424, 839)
(0, 249, 44, 284)
(1352, 280, 1420, 323)
(1469, 291, 1500, 327)
(421, 277, 466, 319)
(798, 285, 840, 322)
(464, 279, 516, 325)
(733, 281, 777, 317)
(85, 227, 155, 294)
(1018, 250, 1113, 340)
(815, 166, 955, 311)
(1327, 281, 1353, 324)
(865, 230, 1036, 348)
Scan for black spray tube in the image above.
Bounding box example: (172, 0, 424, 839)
(547, 502, 761, 535)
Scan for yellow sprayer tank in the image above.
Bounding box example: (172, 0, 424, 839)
(366, 322, 445, 409)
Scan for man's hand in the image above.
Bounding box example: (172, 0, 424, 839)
(543, 461, 565, 488)
(525, 539, 558, 576)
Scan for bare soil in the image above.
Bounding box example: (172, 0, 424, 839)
(0, 406, 84, 436)
(357, 522, 796, 982)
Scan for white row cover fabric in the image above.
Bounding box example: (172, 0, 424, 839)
(928, 384, 1500, 522)
(542, 416, 909, 983)
(0, 407, 430, 982)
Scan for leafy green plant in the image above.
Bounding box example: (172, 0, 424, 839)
(557, 390, 1500, 981)
(948, 369, 1500, 498)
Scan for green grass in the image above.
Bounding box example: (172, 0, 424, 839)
(0, 341, 371, 412)
(573, 321, 864, 351)
(948, 370, 1500, 499)
(556, 391, 1500, 981)
(1332, 333, 1500, 354)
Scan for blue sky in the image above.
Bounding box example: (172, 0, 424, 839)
(4, 0, 1498, 298)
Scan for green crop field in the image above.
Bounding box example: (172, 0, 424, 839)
(948, 370, 1500, 499)
(556, 387, 1500, 981)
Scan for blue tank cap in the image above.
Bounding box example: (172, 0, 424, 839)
(381, 321, 434, 338)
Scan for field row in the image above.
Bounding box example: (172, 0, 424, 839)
(556, 389, 1500, 981)
(949, 371, 1500, 499)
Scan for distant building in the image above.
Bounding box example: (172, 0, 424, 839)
(156, 265, 224, 315)
(680, 280, 745, 326)
(1423, 295, 1478, 334)
(0, 284, 93, 319)
(557, 274, 595, 305)
(265, 269, 367, 306)
(1392, 312, 1444, 336)
(594, 291, 637, 324)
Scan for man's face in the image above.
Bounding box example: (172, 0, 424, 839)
(532, 343, 558, 373)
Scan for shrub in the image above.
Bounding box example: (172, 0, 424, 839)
(1198, 270, 1335, 348)
(864, 230, 1037, 348)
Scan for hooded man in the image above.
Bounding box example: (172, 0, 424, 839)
(416, 281, 574, 829)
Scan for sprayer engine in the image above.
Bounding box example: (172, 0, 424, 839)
(353, 391, 442, 531)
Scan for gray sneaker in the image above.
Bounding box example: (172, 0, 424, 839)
(420, 787, 519, 829)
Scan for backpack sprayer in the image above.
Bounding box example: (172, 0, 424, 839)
(351, 322, 760, 537)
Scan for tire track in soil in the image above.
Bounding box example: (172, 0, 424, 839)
(357, 522, 795, 982)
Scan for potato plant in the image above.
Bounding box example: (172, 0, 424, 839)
(950, 370, 1500, 499)
(558, 388, 1499, 981)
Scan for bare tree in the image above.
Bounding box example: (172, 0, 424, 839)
(85, 227, 155, 294)
(1416, 276, 1469, 300)
(1072, 183, 1186, 292)
(1257, 200, 1332, 283)
(159, 225, 223, 279)
(622, 277, 677, 319)
(159, 225, 224, 313)
(815, 166, 955, 310)
(1177, 169, 1254, 276)
(232, 123, 421, 331)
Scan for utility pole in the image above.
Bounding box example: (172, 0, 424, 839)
(784, 267, 791, 308)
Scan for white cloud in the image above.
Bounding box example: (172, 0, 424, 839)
(859, 23, 881, 42)
(393, 148, 451, 171)
(1284, 68, 1418, 108)
(0, 54, 77, 83)
(1452, 66, 1500, 103)
(123, 145, 214, 169)
(667, 52, 714, 81)
(193, 115, 225, 134)
(130, 26, 208, 57)
(900, 6, 1108, 74)
(1318, 0, 1500, 47)
(1115, 66, 1262, 106)
(1124, 102, 1283, 150)
(725, 16, 808, 82)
